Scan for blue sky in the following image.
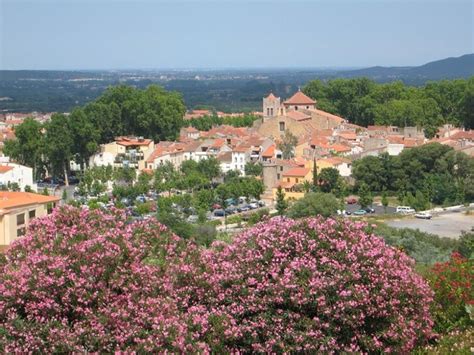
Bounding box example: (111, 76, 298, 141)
(1, 0, 472, 70)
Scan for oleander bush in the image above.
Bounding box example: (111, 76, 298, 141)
(0, 207, 435, 352)
(425, 252, 473, 333)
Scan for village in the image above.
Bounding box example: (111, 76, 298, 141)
(0, 89, 473, 247)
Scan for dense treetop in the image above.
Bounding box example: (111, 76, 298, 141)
(303, 77, 474, 134)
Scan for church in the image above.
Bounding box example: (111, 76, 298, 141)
(256, 90, 347, 138)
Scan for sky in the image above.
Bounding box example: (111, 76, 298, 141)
(1, 0, 473, 70)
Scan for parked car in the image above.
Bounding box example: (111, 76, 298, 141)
(353, 209, 367, 216)
(212, 203, 222, 210)
(120, 197, 131, 206)
(364, 207, 375, 213)
(213, 209, 225, 217)
(67, 176, 80, 185)
(238, 196, 247, 204)
(249, 202, 259, 209)
(239, 205, 250, 212)
(415, 211, 432, 220)
(225, 198, 237, 206)
(346, 196, 358, 204)
(396, 206, 416, 214)
(225, 207, 236, 215)
(136, 195, 147, 203)
(258, 200, 265, 207)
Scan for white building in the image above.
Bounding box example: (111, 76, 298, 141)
(0, 158, 36, 191)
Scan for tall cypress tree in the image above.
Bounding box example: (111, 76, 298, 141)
(312, 158, 318, 191)
(276, 186, 288, 216)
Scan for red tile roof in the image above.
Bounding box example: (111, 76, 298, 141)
(282, 167, 310, 177)
(0, 166, 14, 174)
(116, 136, 152, 147)
(0, 191, 60, 210)
(261, 145, 275, 158)
(286, 110, 311, 121)
(283, 90, 316, 105)
(265, 93, 278, 101)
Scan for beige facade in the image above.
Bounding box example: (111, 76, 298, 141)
(0, 192, 60, 247)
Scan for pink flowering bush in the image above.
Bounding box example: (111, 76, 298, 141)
(195, 217, 434, 353)
(0, 206, 206, 353)
(0, 208, 434, 353)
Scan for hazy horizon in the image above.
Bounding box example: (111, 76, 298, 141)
(1, 0, 473, 70)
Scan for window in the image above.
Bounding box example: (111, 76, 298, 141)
(270, 108, 274, 116)
(16, 213, 25, 226)
(287, 178, 290, 182)
(29, 210, 36, 219)
(267, 108, 270, 116)
(280, 166, 283, 171)
(296, 178, 299, 183)
(277, 174, 280, 179)
(17, 227, 26, 237)
(306, 106, 309, 109)
(294, 106, 298, 111)
(240, 157, 243, 162)
(279, 122, 285, 132)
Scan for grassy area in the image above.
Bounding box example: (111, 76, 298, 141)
(414, 328, 474, 355)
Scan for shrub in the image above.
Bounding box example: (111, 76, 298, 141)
(426, 252, 474, 332)
(0, 209, 435, 353)
(196, 217, 434, 353)
(0, 206, 205, 353)
(288, 192, 341, 218)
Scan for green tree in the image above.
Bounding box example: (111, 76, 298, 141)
(312, 158, 318, 190)
(381, 191, 389, 213)
(318, 167, 341, 194)
(277, 130, 297, 160)
(288, 192, 341, 218)
(68, 108, 100, 169)
(3, 118, 44, 179)
(198, 157, 221, 180)
(275, 186, 288, 216)
(43, 114, 74, 185)
(244, 162, 263, 176)
(358, 183, 373, 208)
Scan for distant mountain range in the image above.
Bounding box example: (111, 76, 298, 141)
(338, 54, 474, 82)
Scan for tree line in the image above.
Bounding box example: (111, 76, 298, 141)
(184, 113, 260, 131)
(352, 143, 474, 207)
(303, 77, 474, 136)
(4, 85, 186, 180)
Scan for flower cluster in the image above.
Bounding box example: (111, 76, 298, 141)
(428, 251, 473, 332)
(0, 207, 434, 352)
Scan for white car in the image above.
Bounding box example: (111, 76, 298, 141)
(249, 202, 259, 209)
(415, 212, 432, 220)
(396, 206, 416, 214)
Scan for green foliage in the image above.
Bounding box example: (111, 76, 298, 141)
(318, 167, 342, 195)
(288, 192, 341, 218)
(353, 144, 474, 206)
(275, 186, 288, 215)
(358, 182, 373, 208)
(381, 191, 389, 211)
(303, 77, 473, 132)
(277, 130, 297, 159)
(244, 162, 263, 177)
(185, 114, 260, 131)
(375, 223, 460, 264)
(61, 189, 68, 201)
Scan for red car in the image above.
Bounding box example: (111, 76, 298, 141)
(346, 197, 358, 204)
(212, 203, 222, 210)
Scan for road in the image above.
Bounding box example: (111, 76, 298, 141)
(386, 212, 474, 239)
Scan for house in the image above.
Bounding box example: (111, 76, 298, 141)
(0, 157, 36, 191)
(316, 157, 352, 177)
(0, 191, 60, 247)
(272, 167, 311, 201)
(90, 136, 155, 170)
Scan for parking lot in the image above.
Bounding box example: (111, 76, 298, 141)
(386, 212, 474, 239)
(344, 203, 396, 215)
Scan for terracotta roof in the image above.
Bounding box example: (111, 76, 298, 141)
(184, 126, 199, 133)
(0, 166, 14, 174)
(217, 151, 232, 162)
(337, 132, 357, 140)
(450, 130, 474, 140)
(265, 93, 278, 101)
(116, 136, 152, 147)
(283, 90, 316, 105)
(286, 110, 311, 121)
(311, 109, 345, 124)
(261, 145, 275, 158)
(275, 181, 296, 189)
(319, 156, 351, 166)
(233, 145, 250, 153)
(329, 143, 351, 153)
(0, 191, 59, 210)
(282, 167, 310, 177)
